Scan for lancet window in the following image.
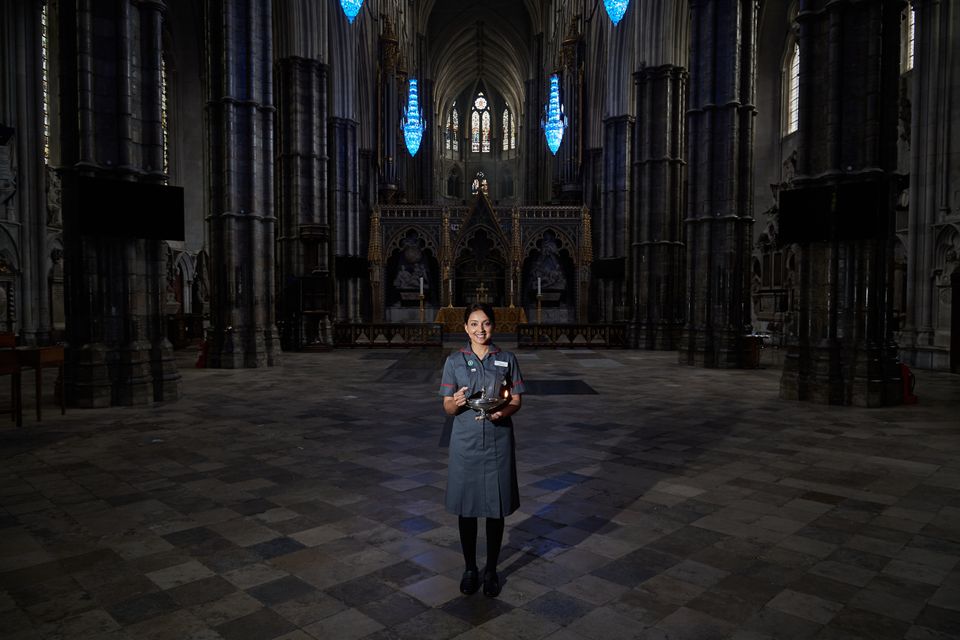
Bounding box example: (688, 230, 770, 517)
(471, 93, 491, 153)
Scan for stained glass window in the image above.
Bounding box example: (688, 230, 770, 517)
(481, 111, 490, 152)
(452, 105, 459, 152)
(471, 111, 480, 152)
(471, 93, 491, 153)
(785, 42, 799, 135)
(471, 170, 489, 195)
(502, 110, 509, 151)
(41, 3, 50, 163)
(445, 113, 452, 150)
(501, 109, 515, 151)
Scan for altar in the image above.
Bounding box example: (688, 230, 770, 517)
(435, 306, 528, 333)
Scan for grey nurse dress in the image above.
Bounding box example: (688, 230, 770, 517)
(439, 344, 526, 518)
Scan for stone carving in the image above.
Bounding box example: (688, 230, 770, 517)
(164, 246, 179, 315)
(195, 253, 210, 313)
(46, 166, 62, 226)
(393, 236, 428, 291)
(0, 142, 15, 207)
(528, 233, 566, 291)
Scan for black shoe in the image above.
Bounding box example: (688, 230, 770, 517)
(482, 569, 501, 597)
(460, 568, 480, 595)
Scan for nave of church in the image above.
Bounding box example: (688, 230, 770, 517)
(2, 0, 960, 637)
(1, 0, 958, 409)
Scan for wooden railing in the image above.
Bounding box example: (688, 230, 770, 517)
(516, 323, 629, 348)
(332, 323, 444, 347)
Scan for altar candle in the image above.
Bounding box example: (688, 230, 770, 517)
(537, 276, 541, 295)
(510, 278, 514, 300)
(449, 278, 453, 297)
(419, 276, 423, 296)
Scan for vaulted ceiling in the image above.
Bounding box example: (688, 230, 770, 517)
(424, 0, 536, 120)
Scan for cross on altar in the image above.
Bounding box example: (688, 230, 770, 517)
(475, 282, 489, 304)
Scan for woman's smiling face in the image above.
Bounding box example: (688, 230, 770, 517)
(464, 310, 493, 345)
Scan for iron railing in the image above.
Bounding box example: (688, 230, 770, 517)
(333, 323, 444, 347)
(516, 323, 629, 348)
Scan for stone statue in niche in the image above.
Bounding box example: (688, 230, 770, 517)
(528, 234, 566, 293)
(393, 237, 429, 297)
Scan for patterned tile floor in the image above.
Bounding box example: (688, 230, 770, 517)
(1, 345, 959, 639)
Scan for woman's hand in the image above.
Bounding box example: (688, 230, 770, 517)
(489, 394, 521, 422)
(444, 386, 470, 416)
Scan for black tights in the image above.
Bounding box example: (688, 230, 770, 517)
(458, 516, 505, 572)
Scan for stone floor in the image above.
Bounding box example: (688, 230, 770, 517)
(1, 344, 959, 640)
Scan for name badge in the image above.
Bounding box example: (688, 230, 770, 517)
(494, 360, 508, 367)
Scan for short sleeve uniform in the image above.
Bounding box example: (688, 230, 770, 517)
(439, 344, 526, 518)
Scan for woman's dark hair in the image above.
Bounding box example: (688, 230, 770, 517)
(463, 303, 496, 326)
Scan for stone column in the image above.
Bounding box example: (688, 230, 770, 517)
(558, 66, 582, 202)
(523, 66, 545, 203)
(367, 207, 383, 322)
(58, 0, 180, 406)
(330, 116, 360, 321)
(680, 0, 757, 367)
(204, 0, 279, 367)
(779, 0, 902, 405)
(901, 0, 960, 369)
(411, 77, 434, 201)
(276, 57, 331, 349)
(632, 65, 687, 349)
(1, 0, 51, 346)
(141, 0, 180, 401)
(596, 115, 632, 322)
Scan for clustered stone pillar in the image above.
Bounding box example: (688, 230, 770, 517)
(410, 76, 434, 201)
(204, 0, 279, 367)
(680, 0, 757, 367)
(597, 115, 633, 321)
(557, 67, 582, 202)
(523, 71, 545, 203)
(901, 0, 960, 371)
(632, 64, 687, 349)
(779, 0, 902, 405)
(1, 0, 52, 346)
(330, 117, 360, 322)
(58, 0, 180, 406)
(276, 56, 331, 349)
